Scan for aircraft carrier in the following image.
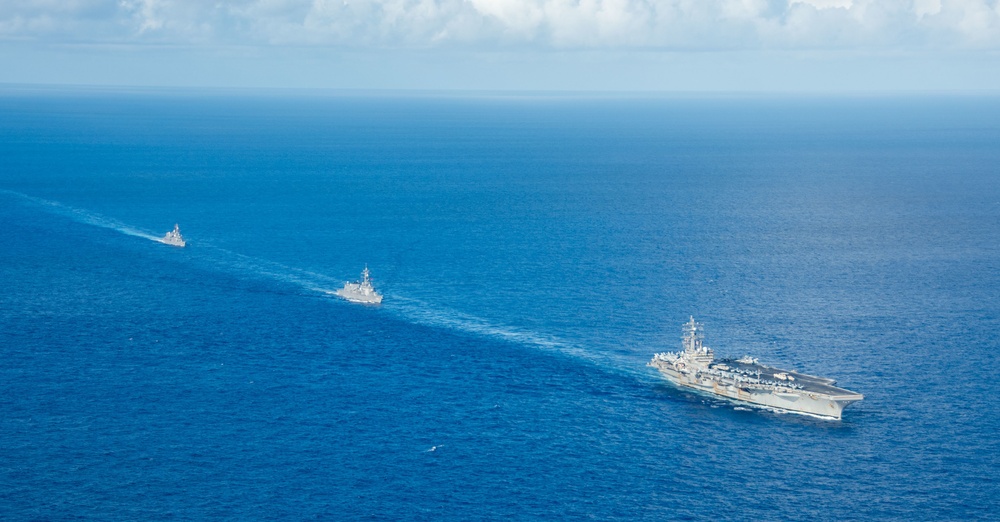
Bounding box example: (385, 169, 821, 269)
(648, 317, 863, 420)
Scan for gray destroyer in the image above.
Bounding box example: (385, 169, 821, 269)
(649, 317, 863, 419)
(335, 266, 383, 305)
(159, 224, 186, 247)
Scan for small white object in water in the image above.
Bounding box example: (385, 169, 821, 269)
(335, 265, 383, 304)
(159, 223, 186, 247)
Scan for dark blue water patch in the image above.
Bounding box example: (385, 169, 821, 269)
(2, 91, 1000, 520)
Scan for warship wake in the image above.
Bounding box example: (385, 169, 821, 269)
(649, 318, 863, 419)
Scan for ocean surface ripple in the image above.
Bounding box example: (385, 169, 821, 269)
(2, 91, 999, 520)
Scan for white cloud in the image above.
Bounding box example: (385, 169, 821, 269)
(914, 0, 943, 18)
(790, 0, 853, 9)
(0, 1, 124, 41)
(119, 0, 163, 32)
(1, 0, 998, 49)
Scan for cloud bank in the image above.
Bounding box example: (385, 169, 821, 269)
(1, 0, 998, 50)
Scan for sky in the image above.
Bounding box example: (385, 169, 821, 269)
(1, 0, 999, 92)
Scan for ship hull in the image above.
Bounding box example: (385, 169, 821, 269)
(335, 285, 383, 304)
(654, 366, 861, 420)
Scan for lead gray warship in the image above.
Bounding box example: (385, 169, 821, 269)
(648, 317, 863, 419)
(335, 266, 383, 305)
(159, 224, 186, 247)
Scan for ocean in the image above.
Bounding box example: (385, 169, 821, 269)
(1, 88, 998, 520)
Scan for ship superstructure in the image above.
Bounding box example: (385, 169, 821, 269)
(159, 224, 186, 247)
(335, 265, 383, 304)
(648, 317, 863, 419)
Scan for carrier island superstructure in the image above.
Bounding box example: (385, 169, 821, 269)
(648, 317, 863, 420)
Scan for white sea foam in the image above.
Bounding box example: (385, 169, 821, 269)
(196, 244, 347, 293)
(385, 295, 644, 376)
(1, 189, 162, 242)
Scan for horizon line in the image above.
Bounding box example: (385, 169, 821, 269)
(3, 82, 1000, 99)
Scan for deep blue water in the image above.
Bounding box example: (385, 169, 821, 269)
(2, 89, 999, 520)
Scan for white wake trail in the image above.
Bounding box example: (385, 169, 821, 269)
(1, 189, 162, 242)
(3, 188, 645, 377)
(385, 295, 645, 377)
(194, 244, 348, 295)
